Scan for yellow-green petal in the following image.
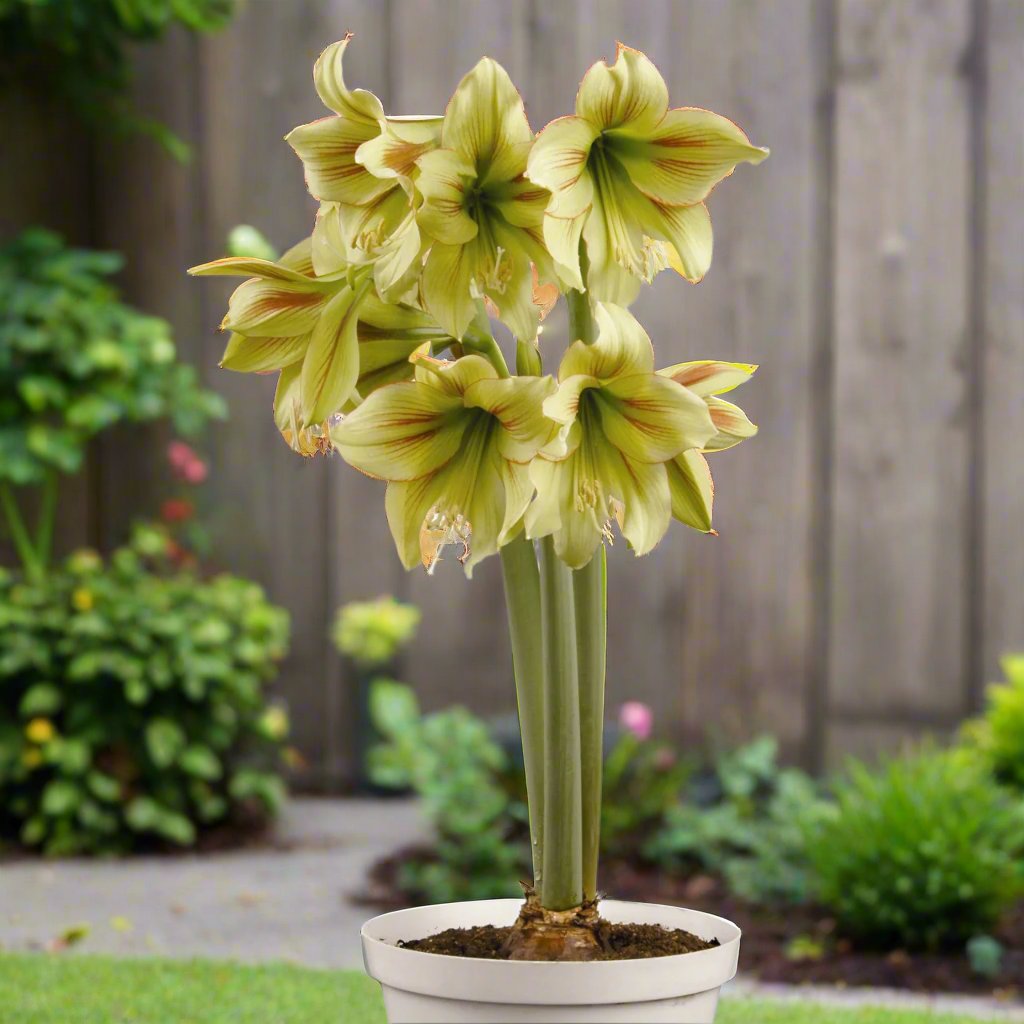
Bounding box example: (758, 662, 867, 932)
(412, 352, 497, 397)
(416, 149, 479, 245)
(526, 115, 598, 218)
(598, 447, 671, 557)
(667, 449, 714, 532)
(221, 278, 328, 337)
(220, 333, 309, 373)
(615, 107, 769, 206)
(658, 359, 758, 397)
(542, 208, 589, 291)
(704, 396, 758, 451)
(188, 257, 320, 286)
(646, 201, 714, 283)
(356, 116, 443, 184)
(285, 115, 387, 205)
(543, 374, 598, 426)
(313, 36, 385, 123)
(332, 380, 465, 481)
(300, 286, 362, 423)
(560, 302, 654, 380)
(463, 375, 557, 462)
(576, 43, 668, 135)
(420, 241, 479, 340)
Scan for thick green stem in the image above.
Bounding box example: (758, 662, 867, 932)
(500, 535, 545, 884)
(566, 243, 596, 345)
(463, 300, 511, 377)
(0, 483, 41, 581)
(35, 471, 58, 573)
(574, 545, 607, 902)
(538, 535, 583, 910)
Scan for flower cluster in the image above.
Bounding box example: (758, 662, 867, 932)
(191, 38, 766, 574)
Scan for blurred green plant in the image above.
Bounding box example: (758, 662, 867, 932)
(226, 225, 277, 262)
(961, 654, 1024, 791)
(966, 935, 1005, 979)
(0, 525, 290, 855)
(645, 736, 832, 906)
(806, 748, 1024, 951)
(0, 0, 235, 159)
(367, 679, 523, 903)
(0, 230, 225, 580)
(332, 598, 421, 669)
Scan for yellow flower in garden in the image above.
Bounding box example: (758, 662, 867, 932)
(525, 304, 718, 568)
(285, 36, 441, 297)
(25, 718, 55, 744)
(656, 360, 759, 533)
(332, 353, 556, 575)
(189, 240, 457, 454)
(259, 706, 290, 742)
(415, 58, 552, 341)
(71, 588, 93, 611)
(527, 43, 768, 303)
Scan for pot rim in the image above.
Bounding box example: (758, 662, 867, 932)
(361, 898, 741, 1007)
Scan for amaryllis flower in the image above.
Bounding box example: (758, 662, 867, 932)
(525, 303, 717, 568)
(527, 43, 768, 303)
(189, 240, 457, 455)
(657, 360, 758, 533)
(414, 58, 552, 341)
(332, 353, 556, 575)
(619, 701, 653, 741)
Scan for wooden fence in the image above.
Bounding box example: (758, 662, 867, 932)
(2, 0, 1021, 786)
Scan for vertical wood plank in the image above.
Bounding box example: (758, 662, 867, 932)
(980, 0, 1024, 685)
(827, 0, 974, 754)
(388, 1, 533, 717)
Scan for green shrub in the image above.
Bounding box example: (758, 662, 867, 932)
(961, 654, 1024, 791)
(0, 0, 235, 157)
(332, 597, 421, 669)
(646, 736, 831, 905)
(807, 749, 1024, 951)
(367, 680, 523, 902)
(0, 527, 290, 855)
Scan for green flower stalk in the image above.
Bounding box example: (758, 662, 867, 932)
(191, 36, 766, 959)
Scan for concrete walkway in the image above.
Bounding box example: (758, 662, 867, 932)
(1, 798, 1021, 1020)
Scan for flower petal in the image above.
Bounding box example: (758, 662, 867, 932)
(411, 352, 497, 397)
(221, 279, 328, 337)
(421, 241, 479, 340)
(463, 375, 557, 462)
(273, 363, 332, 457)
(333, 380, 465, 481)
(667, 449, 714, 532)
(285, 115, 388, 205)
(416, 149, 479, 245)
(542, 208, 589, 291)
(704, 395, 758, 451)
(498, 457, 534, 545)
(527, 115, 598, 218)
(657, 359, 757, 397)
(490, 175, 550, 230)
(543, 374, 598, 426)
(598, 373, 716, 462)
(279, 236, 315, 276)
(300, 286, 362, 422)
(576, 43, 668, 136)
(560, 302, 654, 380)
(220, 333, 309, 373)
(526, 453, 604, 570)
(599, 448, 671, 556)
(644, 200, 714, 283)
(614, 107, 769, 206)
(581, 186, 644, 305)
(188, 257, 320, 286)
(443, 58, 533, 185)
(385, 477, 439, 570)
(313, 36, 385, 123)
(356, 116, 443, 183)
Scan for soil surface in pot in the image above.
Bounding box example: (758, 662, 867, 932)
(363, 845, 1023, 1000)
(400, 921, 718, 960)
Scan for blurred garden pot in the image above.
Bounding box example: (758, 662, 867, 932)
(361, 898, 741, 1023)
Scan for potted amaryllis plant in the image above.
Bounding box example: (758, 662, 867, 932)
(191, 35, 766, 1024)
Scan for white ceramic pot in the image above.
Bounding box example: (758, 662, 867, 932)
(361, 898, 741, 1023)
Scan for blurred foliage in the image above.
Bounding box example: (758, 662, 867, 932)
(0, 0, 235, 159)
(332, 597, 421, 669)
(226, 225, 277, 262)
(645, 736, 833, 906)
(0, 229, 225, 488)
(961, 654, 1024, 791)
(0, 525, 291, 855)
(367, 679, 523, 903)
(806, 748, 1024, 951)
(966, 935, 1005, 979)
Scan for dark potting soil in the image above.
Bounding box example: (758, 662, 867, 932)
(400, 921, 718, 960)
(363, 845, 1024, 1000)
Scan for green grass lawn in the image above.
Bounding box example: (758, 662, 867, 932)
(0, 953, 1003, 1024)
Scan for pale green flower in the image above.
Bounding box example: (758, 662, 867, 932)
(527, 43, 768, 303)
(525, 303, 721, 568)
(332, 353, 556, 574)
(415, 58, 552, 341)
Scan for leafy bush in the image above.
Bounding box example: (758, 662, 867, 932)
(367, 679, 523, 902)
(332, 597, 421, 669)
(646, 736, 831, 905)
(0, 527, 290, 855)
(0, 0, 235, 157)
(807, 749, 1024, 951)
(0, 230, 224, 489)
(961, 654, 1024, 791)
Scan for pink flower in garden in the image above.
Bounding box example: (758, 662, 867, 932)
(182, 458, 208, 484)
(167, 441, 208, 484)
(619, 701, 653, 741)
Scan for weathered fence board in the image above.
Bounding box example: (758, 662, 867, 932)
(3, 0, 1021, 783)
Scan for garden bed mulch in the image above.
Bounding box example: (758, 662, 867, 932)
(363, 847, 1023, 1001)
